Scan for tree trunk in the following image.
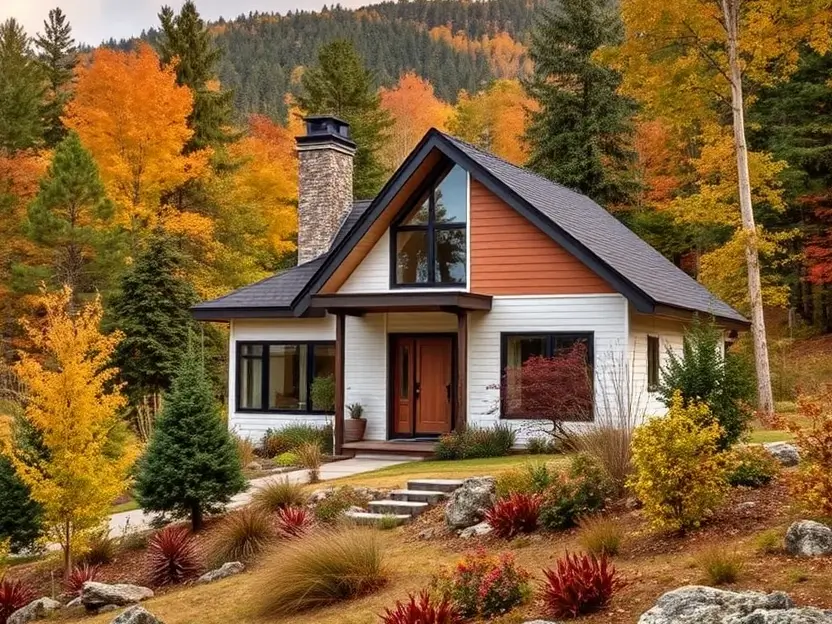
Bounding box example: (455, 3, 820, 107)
(721, 0, 774, 419)
(63, 519, 72, 577)
(190, 501, 203, 532)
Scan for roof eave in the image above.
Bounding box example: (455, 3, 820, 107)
(191, 306, 325, 321)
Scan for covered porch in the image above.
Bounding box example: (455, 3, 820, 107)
(309, 292, 493, 455)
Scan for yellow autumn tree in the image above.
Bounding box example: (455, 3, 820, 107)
(63, 43, 210, 247)
(379, 72, 452, 170)
(2, 286, 137, 572)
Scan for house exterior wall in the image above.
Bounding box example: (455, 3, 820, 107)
(339, 229, 393, 293)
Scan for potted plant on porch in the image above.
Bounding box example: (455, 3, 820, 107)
(344, 403, 366, 442)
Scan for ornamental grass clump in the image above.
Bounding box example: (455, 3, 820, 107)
(251, 478, 307, 512)
(577, 516, 623, 556)
(64, 563, 100, 596)
(256, 528, 386, 617)
(380, 591, 464, 624)
(210, 507, 275, 564)
(0, 577, 35, 624)
(485, 493, 542, 539)
(540, 551, 620, 618)
(147, 525, 201, 586)
(275, 506, 313, 538)
(696, 547, 744, 585)
(628, 392, 730, 532)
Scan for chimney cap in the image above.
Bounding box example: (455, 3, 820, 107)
(297, 115, 356, 152)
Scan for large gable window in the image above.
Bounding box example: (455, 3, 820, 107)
(393, 164, 467, 286)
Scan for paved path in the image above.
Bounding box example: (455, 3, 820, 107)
(108, 457, 410, 537)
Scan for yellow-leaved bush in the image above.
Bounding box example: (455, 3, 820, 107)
(628, 392, 729, 532)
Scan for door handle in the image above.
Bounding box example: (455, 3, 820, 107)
(415, 381, 420, 398)
(446, 383, 451, 402)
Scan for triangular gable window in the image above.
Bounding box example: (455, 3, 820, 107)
(392, 164, 467, 286)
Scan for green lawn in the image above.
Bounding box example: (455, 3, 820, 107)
(110, 497, 140, 514)
(748, 428, 795, 444)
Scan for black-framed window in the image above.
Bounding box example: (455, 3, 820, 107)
(500, 332, 594, 420)
(647, 335, 660, 392)
(392, 164, 467, 286)
(237, 341, 335, 413)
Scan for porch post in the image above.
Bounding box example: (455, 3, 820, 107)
(456, 311, 468, 431)
(334, 311, 346, 455)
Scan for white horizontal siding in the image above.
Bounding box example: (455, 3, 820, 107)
(344, 314, 387, 441)
(468, 294, 629, 444)
(228, 317, 336, 442)
(339, 230, 390, 293)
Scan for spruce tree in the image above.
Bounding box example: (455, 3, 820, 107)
(34, 8, 77, 147)
(135, 348, 245, 530)
(524, 0, 638, 206)
(298, 39, 393, 199)
(108, 234, 198, 413)
(157, 1, 234, 151)
(25, 132, 114, 297)
(0, 454, 42, 553)
(0, 19, 45, 151)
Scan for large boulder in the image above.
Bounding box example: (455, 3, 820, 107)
(110, 606, 165, 624)
(196, 561, 245, 584)
(785, 520, 832, 557)
(444, 476, 496, 529)
(764, 442, 800, 467)
(81, 582, 154, 610)
(639, 586, 832, 623)
(7, 598, 61, 624)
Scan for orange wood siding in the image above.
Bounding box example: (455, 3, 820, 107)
(470, 179, 615, 295)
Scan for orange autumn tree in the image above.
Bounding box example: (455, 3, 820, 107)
(379, 72, 452, 170)
(63, 43, 209, 246)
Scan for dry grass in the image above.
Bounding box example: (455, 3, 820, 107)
(209, 507, 276, 565)
(256, 528, 387, 617)
(251, 478, 307, 513)
(695, 547, 744, 585)
(577, 516, 623, 556)
(235, 435, 257, 468)
(297, 442, 323, 483)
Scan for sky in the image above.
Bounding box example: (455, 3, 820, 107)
(3, 0, 371, 46)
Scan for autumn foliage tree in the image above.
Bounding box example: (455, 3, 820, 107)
(1, 286, 137, 572)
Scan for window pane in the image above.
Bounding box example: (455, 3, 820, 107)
(647, 336, 659, 389)
(403, 196, 430, 225)
(241, 344, 263, 357)
(268, 344, 307, 411)
(311, 344, 336, 411)
(434, 165, 467, 224)
(504, 336, 547, 416)
(396, 230, 429, 283)
(239, 355, 263, 409)
(434, 229, 466, 283)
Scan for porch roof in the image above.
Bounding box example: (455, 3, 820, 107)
(309, 291, 493, 315)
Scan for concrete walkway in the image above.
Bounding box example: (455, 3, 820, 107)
(108, 456, 411, 537)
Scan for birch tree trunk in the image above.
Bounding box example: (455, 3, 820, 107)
(721, 0, 775, 418)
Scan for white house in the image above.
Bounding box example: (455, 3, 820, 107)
(193, 117, 748, 455)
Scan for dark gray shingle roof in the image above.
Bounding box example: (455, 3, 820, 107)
(442, 134, 747, 323)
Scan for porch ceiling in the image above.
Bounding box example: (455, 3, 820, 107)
(309, 291, 493, 315)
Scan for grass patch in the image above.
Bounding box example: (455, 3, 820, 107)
(577, 516, 623, 556)
(210, 507, 276, 565)
(695, 547, 744, 585)
(110, 498, 140, 514)
(251, 478, 307, 513)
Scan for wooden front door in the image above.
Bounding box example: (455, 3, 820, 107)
(392, 335, 454, 437)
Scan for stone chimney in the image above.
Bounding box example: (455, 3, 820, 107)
(295, 115, 356, 265)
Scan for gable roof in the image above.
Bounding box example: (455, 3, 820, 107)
(194, 130, 748, 327)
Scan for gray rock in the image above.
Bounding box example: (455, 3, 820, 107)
(418, 528, 437, 540)
(196, 561, 245, 584)
(110, 606, 165, 624)
(65, 597, 83, 609)
(81, 582, 154, 610)
(785, 520, 832, 557)
(445, 476, 496, 529)
(98, 605, 119, 614)
(638, 586, 832, 623)
(246, 461, 261, 471)
(459, 521, 493, 539)
(764, 442, 800, 467)
(7, 597, 62, 624)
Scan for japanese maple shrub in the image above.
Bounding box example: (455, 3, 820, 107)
(540, 551, 621, 618)
(783, 390, 832, 516)
(628, 392, 729, 532)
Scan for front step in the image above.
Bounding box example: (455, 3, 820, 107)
(368, 499, 429, 517)
(407, 478, 465, 493)
(389, 489, 447, 504)
(345, 511, 412, 527)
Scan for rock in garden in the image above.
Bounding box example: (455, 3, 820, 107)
(764, 442, 800, 467)
(459, 521, 493, 539)
(638, 585, 832, 623)
(7, 597, 62, 624)
(785, 520, 832, 557)
(65, 597, 83, 609)
(196, 561, 245, 584)
(81, 582, 154, 610)
(308, 487, 335, 503)
(110, 606, 166, 624)
(98, 605, 119, 614)
(444, 476, 496, 529)
(246, 461, 261, 471)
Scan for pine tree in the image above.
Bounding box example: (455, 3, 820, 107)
(0, 19, 45, 151)
(25, 132, 114, 298)
(298, 39, 393, 199)
(34, 8, 77, 147)
(157, 1, 234, 151)
(524, 0, 638, 206)
(135, 348, 245, 530)
(108, 234, 199, 416)
(0, 454, 42, 553)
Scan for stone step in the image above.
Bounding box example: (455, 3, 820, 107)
(344, 511, 412, 527)
(407, 478, 465, 493)
(389, 489, 446, 504)
(368, 499, 430, 517)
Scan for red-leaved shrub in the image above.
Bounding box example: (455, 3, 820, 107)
(379, 590, 463, 624)
(147, 525, 200, 586)
(485, 492, 542, 539)
(64, 563, 100, 596)
(0, 577, 35, 624)
(276, 506, 313, 537)
(540, 551, 620, 618)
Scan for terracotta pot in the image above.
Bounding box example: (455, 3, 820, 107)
(344, 418, 367, 443)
